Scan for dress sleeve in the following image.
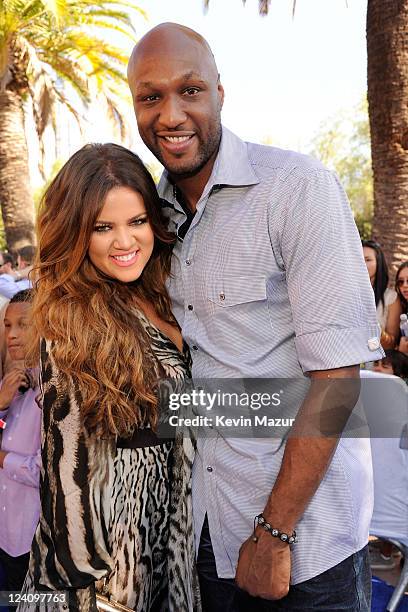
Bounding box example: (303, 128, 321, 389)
(30, 339, 115, 608)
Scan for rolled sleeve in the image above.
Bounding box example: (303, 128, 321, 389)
(279, 168, 383, 372)
(295, 326, 383, 372)
(3, 449, 41, 488)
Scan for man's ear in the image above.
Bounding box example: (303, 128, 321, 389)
(217, 80, 225, 110)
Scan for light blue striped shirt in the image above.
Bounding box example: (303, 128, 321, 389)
(158, 127, 383, 583)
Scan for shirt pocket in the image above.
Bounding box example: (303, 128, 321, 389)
(205, 276, 271, 356)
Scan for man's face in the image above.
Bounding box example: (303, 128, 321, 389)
(129, 41, 224, 178)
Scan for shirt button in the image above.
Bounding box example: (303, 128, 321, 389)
(188, 304, 193, 311)
(185, 259, 191, 266)
(2, 507, 5, 511)
(368, 337, 380, 351)
(192, 345, 199, 351)
(206, 466, 213, 472)
(219, 292, 226, 301)
(7, 436, 11, 441)
(2, 485, 6, 490)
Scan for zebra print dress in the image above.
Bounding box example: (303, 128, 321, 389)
(18, 311, 201, 612)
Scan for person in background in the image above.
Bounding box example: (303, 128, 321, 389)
(0, 253, 14, 312)
(395, 261, 408, 355)
(0, 253, 15, 276)
(0, 289, 40, 596)
(0, 246, 33, 300)
(16, 246, 35, 275)
(373, 349, 408, 380)
(362, 240, 401, 348)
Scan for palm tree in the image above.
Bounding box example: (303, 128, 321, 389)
(204, 0, 408, 273)
(367, 0, 408, 272)
(0, 0, 142, 250)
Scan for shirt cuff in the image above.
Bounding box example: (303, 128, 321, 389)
(2, 451, 40, 487)
(294, 326, 384, 372)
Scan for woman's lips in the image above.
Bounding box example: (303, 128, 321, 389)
(110, 251, 139, 267)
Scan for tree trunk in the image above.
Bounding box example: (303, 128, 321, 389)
(0, 89, 35, 251)
(367, 0, 408, 276)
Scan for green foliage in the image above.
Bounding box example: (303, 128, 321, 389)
(0, 215, 7, 251)
(0, 0, 143, 155)
(309, 99, 373, 238)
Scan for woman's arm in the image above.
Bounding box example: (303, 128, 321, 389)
(382, 297, 403, 348)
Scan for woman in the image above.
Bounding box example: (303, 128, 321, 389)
(19, 144, 200, 611)
(362, 240, 401, 348)
(395, 261, 408, 355)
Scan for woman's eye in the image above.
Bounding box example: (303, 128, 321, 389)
(94, 225, 110, 232)
(132, 217, 148, 226)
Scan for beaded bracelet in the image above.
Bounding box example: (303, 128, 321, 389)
(253, 513, 297, 545)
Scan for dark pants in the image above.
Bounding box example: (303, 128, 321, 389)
(197, 517, 371, 611)
(0, 548, 30, 592)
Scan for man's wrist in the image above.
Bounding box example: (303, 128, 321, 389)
(255, 513, 297, 545)
(262, 503, 297, 534)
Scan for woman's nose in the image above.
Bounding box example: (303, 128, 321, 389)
(113, 227, 136, 251)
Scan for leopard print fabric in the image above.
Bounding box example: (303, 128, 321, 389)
(18, 310, 201, 612)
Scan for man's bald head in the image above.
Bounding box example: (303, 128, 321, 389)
(127, 23, 219, 88)
(127, 22, 224, 182)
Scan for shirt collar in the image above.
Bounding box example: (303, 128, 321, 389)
(157, 126, 259, 202)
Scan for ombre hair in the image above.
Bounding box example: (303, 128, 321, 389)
(28, 143, 175, 437)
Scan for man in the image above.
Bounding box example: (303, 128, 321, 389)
(128, 24, 383, 611)
(0, 245, 33, 300)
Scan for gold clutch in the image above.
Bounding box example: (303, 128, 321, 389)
(96, 593, 134, 612)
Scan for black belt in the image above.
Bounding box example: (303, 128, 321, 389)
(116, 427, 173, 449)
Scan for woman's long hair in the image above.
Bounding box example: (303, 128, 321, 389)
(28, 143, 176, 437)
(362, 240, 389, 309)
(396, 261, 408, 313)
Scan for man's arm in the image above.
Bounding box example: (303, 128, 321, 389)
(236, 364, 360, 600)
(263, 364, 360, 531)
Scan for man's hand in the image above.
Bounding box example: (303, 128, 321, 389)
(235, 528, 291, 600)
(0, 368, 28, 410)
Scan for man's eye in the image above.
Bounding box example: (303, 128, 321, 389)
(94, 225, 110, 232)
(143, 94, 159, 103)
(184, 87, 200, 96)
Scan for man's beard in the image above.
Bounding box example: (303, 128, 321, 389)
(152, 120, 222, 179)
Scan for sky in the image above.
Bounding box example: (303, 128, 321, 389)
(28, 0, 368, 187)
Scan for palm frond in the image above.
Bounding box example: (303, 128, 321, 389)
(39, 0, 67, 25)
(79, 19, 136, 42)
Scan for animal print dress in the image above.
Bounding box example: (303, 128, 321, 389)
(18, 311, 200, 612)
